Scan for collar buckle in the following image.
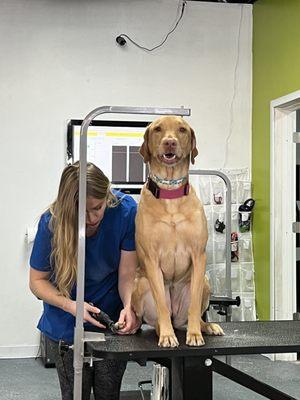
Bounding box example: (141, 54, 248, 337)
(147, 177, 160, 199)
(184, 183, 190, 195)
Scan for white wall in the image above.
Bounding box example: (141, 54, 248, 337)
(0, 0, 252, 357)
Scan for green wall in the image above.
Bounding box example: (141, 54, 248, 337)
(253, 0, 300, 319)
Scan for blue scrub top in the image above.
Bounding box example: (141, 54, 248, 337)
(30, 192, 137, 344)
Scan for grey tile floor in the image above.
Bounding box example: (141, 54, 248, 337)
(0, 355, 299, 399)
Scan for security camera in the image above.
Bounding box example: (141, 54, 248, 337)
(116, 36, 126, 46)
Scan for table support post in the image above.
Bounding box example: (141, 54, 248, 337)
(183, 356, 213, 400)
(153, 356, 213, 400)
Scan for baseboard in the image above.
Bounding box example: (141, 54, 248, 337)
(274, 353, 297, 362)
(263, 353, 297, 362)
(120, 391, 150, 400)
(0, 345, 40, 359)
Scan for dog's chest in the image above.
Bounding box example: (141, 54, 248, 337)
(159, 241, 192, 278)
(155, 207, 204, 240)
(154, 214, 205, 278)
(136, 195, 208, 281)
(138, 201, 206, 246)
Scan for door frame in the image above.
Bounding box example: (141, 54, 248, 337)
(270, 91, 299, 329)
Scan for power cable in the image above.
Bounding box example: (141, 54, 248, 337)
(116, 0, 187, 52)
(222, 4, 244, 169)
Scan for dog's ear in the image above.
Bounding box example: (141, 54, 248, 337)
(139, 126, 151, 163)
(190, 128, 198, 165)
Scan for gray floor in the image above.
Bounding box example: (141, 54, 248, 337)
(0, 355, 299, 399)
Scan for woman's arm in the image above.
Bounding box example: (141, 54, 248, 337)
(117, 250, 140, 334)
(118, 250, 138, 308)
(29, 267, 105, 328)
(30, 267, 68, 309)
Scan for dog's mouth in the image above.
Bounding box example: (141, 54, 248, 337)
(159, 152, 180, 165)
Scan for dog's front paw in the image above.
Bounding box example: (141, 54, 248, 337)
(158, 332, 179, 348)
(186, 331, 205, 346)
(202, 322, 224, 336)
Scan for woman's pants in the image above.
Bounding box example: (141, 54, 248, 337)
(48, 337, 127, 400)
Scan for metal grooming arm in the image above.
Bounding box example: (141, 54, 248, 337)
(74, 106, 191, 400)
(189, 170, 232, 318)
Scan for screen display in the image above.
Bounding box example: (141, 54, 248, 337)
(67, 119, 149, 184)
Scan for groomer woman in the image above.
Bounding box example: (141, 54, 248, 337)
(29, 161, 140, 400)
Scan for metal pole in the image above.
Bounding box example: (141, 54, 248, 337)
(73, 106, 191, 400)
(190, 170, 232, 367)
(189, 170, 232, 300)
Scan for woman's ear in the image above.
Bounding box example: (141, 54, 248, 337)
(190, 128, 198, 165)
(139, 126, 150, 163)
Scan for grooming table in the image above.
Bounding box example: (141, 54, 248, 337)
(86, 320, 300, 400)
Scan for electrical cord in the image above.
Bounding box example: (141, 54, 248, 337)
(34, 336, 42, 360)
(222, 4, 244, 169)
(117, 0, 187, 52)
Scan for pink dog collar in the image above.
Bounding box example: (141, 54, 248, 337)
(147, 177, 190, 199)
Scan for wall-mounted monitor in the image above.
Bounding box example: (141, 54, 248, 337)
(67, 119, 149, 189)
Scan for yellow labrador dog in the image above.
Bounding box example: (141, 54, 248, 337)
(132, 116, 224, 347)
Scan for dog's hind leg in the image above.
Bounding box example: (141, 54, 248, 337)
(200, 276, 224, 336)
(143, 285, 172, 332)
(170, 282, 190, 329)
(132, 276, 173, 336)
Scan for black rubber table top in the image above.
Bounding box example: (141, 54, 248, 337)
(86, 321, 300, 360)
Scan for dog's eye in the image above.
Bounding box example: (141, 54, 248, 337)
(153, 126, 161, 132)
(179, 127, 187, 133)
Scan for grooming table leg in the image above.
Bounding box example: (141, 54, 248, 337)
(183, 357, 213, 400)
(155, 356, 213, 400)
(152, 358, 184, 400)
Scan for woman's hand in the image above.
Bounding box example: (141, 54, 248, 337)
(63, 299, 106, 329)
(117, 305, 141, 335)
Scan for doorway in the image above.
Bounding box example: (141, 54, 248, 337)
(296, 110, 300, 317)
(270, 91, 300, 361)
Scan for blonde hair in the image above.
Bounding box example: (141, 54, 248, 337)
(49, 162, 117, 298)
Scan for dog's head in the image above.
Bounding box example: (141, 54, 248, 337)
(139, 116, 198, 167)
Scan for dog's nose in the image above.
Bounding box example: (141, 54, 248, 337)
(163, 137, 177, 150)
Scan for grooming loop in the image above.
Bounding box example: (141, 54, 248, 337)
(74, 105, 191, 400)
